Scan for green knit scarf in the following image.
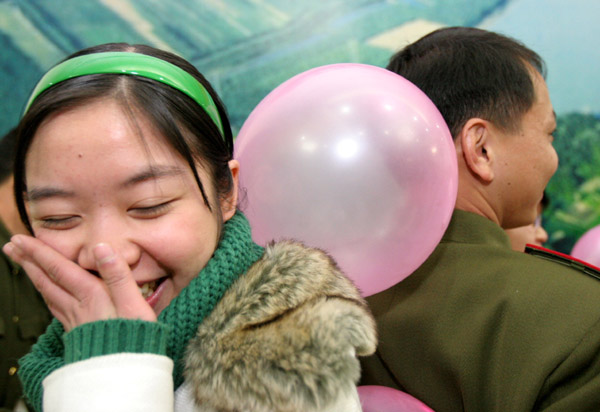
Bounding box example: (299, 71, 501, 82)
(159, 211, 264, 387)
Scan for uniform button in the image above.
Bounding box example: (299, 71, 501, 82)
(12, 315, 19, 323)
(12, 267, 19, 275)
(8, 366, 18, 376)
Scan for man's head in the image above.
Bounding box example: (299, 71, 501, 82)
(387, 27, 557, 228)
(387, 26, 545, 139)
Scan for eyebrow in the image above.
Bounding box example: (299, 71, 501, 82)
(26, 187, 75, 202)
(120, 165, 186, 188)
(26, 165, 186, 202)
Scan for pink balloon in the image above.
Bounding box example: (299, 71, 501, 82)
(234, 63, 457, 296)
(571, 225, 600, 267)
(358, 386, 435, 412)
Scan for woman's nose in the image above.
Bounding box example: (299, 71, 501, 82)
(77, 220, 141, 272)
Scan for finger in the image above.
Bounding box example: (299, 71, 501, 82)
(10, 235, 105, 302)
(3, 241, 23, 265)
(93, 243, 156, 322)
(4, 240, 84, 324)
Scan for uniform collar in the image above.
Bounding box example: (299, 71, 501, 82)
(441, 209, 512, 249)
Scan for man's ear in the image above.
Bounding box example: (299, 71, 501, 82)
(457, 118, 495, 183)
(220, 159, 239, 222)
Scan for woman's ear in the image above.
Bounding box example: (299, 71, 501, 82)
(458, 118, 495, 183)
(220, 159, 239, 222)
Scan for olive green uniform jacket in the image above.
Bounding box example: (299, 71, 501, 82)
(360, 210, 600, 412)
(0, 220, 51, 411)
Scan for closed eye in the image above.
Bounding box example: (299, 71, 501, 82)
(129, 201, 173, 218)
(38, 215, 80, 230)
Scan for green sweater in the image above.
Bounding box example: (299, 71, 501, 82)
(19, 212, 264, 412)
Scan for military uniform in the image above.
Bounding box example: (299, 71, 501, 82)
(360, 210, 600, 412)
(0, 220, 51, 412)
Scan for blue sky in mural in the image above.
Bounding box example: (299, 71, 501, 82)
(479, 0, 600, 115)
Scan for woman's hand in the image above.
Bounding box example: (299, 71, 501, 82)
(2, 235, 157, 331)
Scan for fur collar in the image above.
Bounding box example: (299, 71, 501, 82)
(184, 240, 377, 412)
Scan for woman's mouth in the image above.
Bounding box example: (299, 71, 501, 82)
(138, 277, 167, 302)
(139, 280, 158, 299)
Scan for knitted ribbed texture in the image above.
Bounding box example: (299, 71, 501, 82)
(159, 211, 264, 388)
(63, 319, 169, 363)
(18, 211, 264, 411)
(19, 318, 65, 412)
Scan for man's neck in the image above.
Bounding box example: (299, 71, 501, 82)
(454, 181, 502, 228)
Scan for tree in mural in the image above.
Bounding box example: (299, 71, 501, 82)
(545, 113, 600, 254)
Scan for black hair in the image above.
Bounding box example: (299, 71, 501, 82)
(386, 27, 546, 139)
(14, 43, 234, 234)
(0, 127, 17, 184)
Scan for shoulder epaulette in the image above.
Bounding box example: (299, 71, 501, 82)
(525, 244, 600, 281)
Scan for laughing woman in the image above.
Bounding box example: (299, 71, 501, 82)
(3, 43, 376, 412)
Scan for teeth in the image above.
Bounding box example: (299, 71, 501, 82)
(139, 281, 158, 299)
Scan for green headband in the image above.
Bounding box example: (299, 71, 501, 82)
(24, 51, 225, 136)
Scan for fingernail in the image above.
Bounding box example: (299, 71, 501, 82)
(11, 235, 24, 247)
(2, 242, 14, 256)
(93, 243, 115, 265)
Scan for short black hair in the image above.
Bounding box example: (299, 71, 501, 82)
(387, 26, 546, 139)
(0, 127, 17, 184)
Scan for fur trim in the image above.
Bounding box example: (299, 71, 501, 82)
(184, 240, 377, 412)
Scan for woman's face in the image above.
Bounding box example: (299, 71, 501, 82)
(24, 99, 237, 315)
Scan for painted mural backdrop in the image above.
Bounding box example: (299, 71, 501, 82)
(1, 0, 598, 253)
